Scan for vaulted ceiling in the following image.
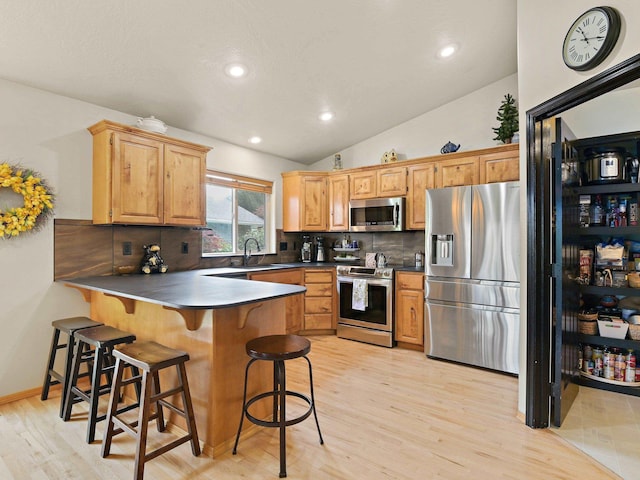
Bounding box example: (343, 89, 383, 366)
(0, 1, 517, 164)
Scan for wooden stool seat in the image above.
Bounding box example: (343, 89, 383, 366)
(63, 325, 138, 444)
(233, 334, 323, 478)
(102, 341, 200, 480)
(41, 316, 103, 417)
(246, 334, 311, 361)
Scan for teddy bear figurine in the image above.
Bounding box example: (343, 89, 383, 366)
(141, 244, 168, 274)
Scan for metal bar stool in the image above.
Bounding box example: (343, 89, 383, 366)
(233, 334, 324, 478)
(63, 325, 139, 443)
(101, 341, 200, 480)
(41, 316, 104, 417)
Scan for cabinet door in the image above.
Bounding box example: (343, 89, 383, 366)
(350, 171, 377, 199)
(328, 174, 350, 231)
(437, 156, 479, 188)
(395, 288, 424, 345)
(163, 144, 206, 226)
(301, 175, 327, 231)
(249, 269, 304, 334)
(377, 166, 407, 197)
(407, 163, 436, 230)
(479, 151, 519, 184)
(112, 132, 164, 224)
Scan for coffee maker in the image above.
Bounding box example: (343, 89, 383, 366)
(301, 235, 312, 263)
(315, 236, 325, 262)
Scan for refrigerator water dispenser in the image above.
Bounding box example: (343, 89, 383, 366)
(431, 234, 454, 266)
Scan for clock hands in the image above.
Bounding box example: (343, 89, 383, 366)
(579, 36, 605, 41)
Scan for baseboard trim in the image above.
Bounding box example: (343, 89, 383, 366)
(0, 386, 50, 406)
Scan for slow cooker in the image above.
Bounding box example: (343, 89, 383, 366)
(583, 147, 627, 184)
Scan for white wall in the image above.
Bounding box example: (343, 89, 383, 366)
(0, 78, 305, 397)
(517, 1, 640, 415)
(311, 74, 518, 170)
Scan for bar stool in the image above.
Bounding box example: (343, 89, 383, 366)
(63, 325, 139, 443)
(101, 341, 200, 480)
(232, 334, 324, 478)
(41, 316, 104, 417)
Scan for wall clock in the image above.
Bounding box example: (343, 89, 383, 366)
(562, 6, 621, 71)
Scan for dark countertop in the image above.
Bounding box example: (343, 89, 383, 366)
(61, 269, 306, 310)
(394, 266, 426, 273)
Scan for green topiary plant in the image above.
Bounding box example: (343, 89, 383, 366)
(492, 93, 519, 144)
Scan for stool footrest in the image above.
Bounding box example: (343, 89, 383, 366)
(150, 385, 182, 403)
(245, 390, 313, 428)
(145, 435, 193, 463)
(157, 398, 187, 418)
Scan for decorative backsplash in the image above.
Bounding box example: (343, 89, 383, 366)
(54, 219, 425, 280)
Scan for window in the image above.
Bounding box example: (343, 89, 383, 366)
(202, 170, 273, 256)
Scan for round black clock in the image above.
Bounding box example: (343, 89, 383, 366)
(562, 6, 621, 71)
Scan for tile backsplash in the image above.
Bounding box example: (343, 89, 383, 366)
(54, 219, 425, 279)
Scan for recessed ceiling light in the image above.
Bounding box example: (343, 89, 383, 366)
(248, 136, 262, 144)
(225, 63, 248, 78)
(319, 112, 334, 122)
(438, 44, 457, 58)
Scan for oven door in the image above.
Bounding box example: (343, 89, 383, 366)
(337, 276, 393, 331)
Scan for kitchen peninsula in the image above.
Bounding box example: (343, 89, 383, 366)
(61, 269, 306, 457)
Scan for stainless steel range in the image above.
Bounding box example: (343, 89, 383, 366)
(336, 265, 394, 347)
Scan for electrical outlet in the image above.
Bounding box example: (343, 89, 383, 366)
(279, 241, 287, 251)
(181, 242, 189, 254)
(123, 241, 132, 256)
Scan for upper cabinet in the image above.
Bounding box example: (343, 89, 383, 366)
(350, 166, 406, 200)
(281, 144, 518, 232)
(479, 149, 520, 184)
(437, 155, 479, 188)
(89, 120, 210, 226)
(406, 163, 436, 230)
(328, 173, 350, 231)
(282, 172, 328, 232)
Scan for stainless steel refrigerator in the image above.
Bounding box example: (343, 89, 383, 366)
(424, 181, 520, 374)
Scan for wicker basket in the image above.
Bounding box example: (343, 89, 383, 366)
(578, 320, 598, 335)
(629, 323, 640, 340)
(628, 272, 640, 288)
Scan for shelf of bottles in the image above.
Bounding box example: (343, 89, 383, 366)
(568, 130, 640, 396)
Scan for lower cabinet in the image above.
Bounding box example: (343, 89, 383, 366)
(248, 269, 305, 334)
(302, 268, 337, 333)
(395, 271, 424, 348)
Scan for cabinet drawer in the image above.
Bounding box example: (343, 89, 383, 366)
(305, 270, 333, 283)
(396, 272, 424, 291)
(249, 269, 303, 285)
(305, 283, 333, 297)
(305, 297, 332, 314)
(304, 314, 333, 330)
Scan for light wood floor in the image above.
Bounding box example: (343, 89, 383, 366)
(0, 335, 620, 479)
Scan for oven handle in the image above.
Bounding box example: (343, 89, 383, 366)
(337, 276, 392, 287)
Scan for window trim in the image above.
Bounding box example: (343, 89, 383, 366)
(203, 170, 274, 257)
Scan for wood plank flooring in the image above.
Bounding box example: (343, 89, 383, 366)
(0, 335, 620, 479)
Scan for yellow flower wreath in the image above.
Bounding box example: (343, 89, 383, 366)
(0, 163, 54, 238)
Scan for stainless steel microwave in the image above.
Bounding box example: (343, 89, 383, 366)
(349, 197, 405, 232)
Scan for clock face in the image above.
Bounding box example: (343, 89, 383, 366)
(562, 7, 621, 71)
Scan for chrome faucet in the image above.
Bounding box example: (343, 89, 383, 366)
(243, 237, 261, 266)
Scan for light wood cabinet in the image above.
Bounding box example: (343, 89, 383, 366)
(377, 166, 407, 197)
(479, 150, 520, 184)
(89, 120, 210, 226)
(350, 166, 406, 200)
(395, 271, 424, 347)
(248, 269, 305, 334)
(406, 163, 436, 230)
(437, 155, 479, 188)
(349, 170, 376, 199)
(328, 173, 350, 231)
(282, 172, 328, 232)
(302, 268, 336, 332)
